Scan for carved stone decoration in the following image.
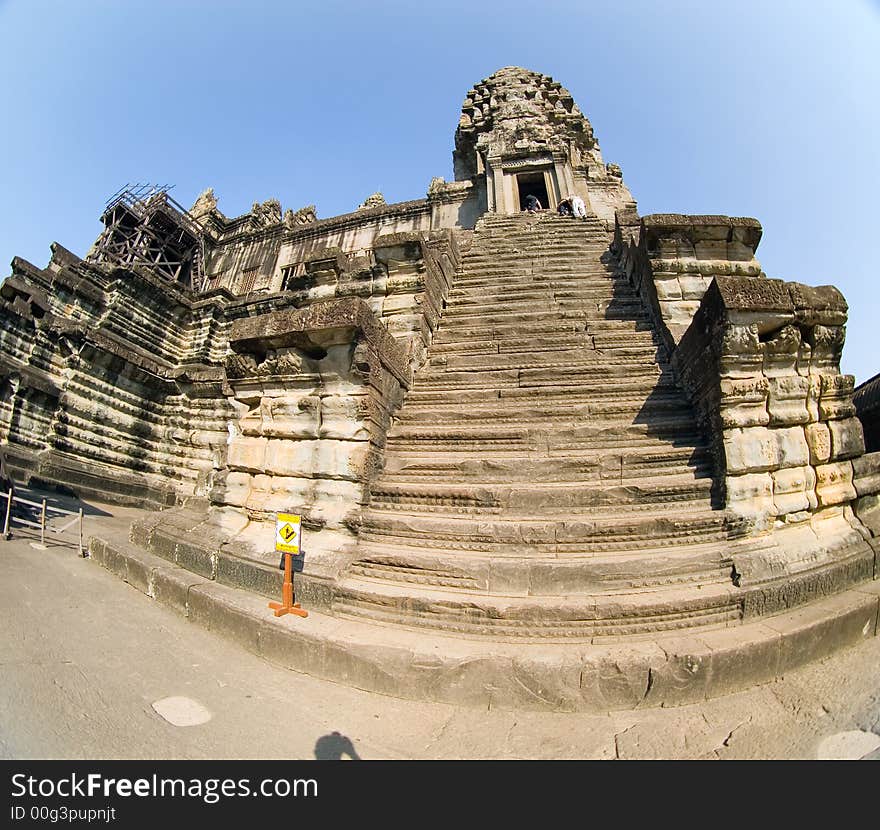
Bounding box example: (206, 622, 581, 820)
(357, 192, 386, 210)
(190, 188, 218, 220)
(283, 205, 317, 227)
(250, 198, 282, 227)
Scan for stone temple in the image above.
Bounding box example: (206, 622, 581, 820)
(2, 67, 879, 710)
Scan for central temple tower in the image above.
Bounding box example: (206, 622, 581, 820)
(452, 66, 634, 222)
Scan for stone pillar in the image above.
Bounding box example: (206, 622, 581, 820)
(487, 156, 503, 214)
(553, 153, 575, 205)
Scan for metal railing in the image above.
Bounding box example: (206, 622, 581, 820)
(2, 489, 84, 556)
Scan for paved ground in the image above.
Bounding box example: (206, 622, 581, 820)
(1, 491, 878, 760)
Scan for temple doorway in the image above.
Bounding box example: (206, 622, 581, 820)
(516, 172, 550, 211)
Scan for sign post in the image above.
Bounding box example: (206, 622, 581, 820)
(269, 512, 308, 619)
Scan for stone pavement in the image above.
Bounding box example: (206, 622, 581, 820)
(0, 493, 878, 760)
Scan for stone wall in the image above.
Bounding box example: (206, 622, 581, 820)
(0, 246, 235, 506)
(202, 190, 473, 296)
(0, 223, 460, 551)
(673, 276, 868, 530)
(615, 212, 764, 349)
(613, 208, 880, 585)
(205, 229, 459, 569)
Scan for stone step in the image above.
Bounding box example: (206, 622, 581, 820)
(458, 255, 613, 270)
(430, 318, 658, 343)
(330, 573, 741, 640)
(88, 531, 880, 711)
(386, 415, 704, 446)
(401, 377, 681, 404)
(390, 397, 698, 430)
(426, 346, 660, 372)
(367, 476, 714, 513)
(412, 364, 668, 391)
(428, 331, 660, 356)
(358, 508, 732, 554)
(379, 448, 712, 483)
(447, 284, 635, 305)
(469, 227, 610, 240)
(440, 300, 647, 324)
(382, 433, 708, 457)
(346, 538, 738, 594)
(388, 408, 701, 442)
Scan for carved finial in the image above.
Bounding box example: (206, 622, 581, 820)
(190, 187, 218, 220)
(250, 198, 282, 227)
(357, 192, 386, 210)
(283, 205, 318, 228)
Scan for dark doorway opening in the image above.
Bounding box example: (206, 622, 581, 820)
(516, 172, 550, 211)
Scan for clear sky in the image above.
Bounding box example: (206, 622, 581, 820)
(1, 0, 878, 381)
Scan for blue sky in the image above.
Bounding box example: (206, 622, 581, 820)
(1, 0, 878, 381)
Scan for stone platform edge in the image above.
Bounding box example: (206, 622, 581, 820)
(88, 534, 880, 713)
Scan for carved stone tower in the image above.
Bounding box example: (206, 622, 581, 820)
(453, 66, 635, 223)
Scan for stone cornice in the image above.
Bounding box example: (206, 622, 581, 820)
(229, 298, 410, 388)
(211, 199, 432, 251)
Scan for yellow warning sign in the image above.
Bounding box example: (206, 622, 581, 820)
(275, 513, 302, 554)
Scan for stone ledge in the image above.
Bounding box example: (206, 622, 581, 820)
(89, 533, 880, 712)
(643, 214, 762, 229)
(228, 297, 411, 387)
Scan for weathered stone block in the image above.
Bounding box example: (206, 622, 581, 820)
(257, 476, 311, 513)
(774, 426, 809, 468)
(698, 624, 782, 700)
(815, 460, 856, 508)
(828, 417, 865, 461)
(767, 375, 810, 426)
(723, 427, 778, 473)
(319, 394, 370, 440)
(853, 452, 880, 498)
(719, 377, 769, 428)
(308, 479, 364, 528)
(222, 471, 252, 507)
(641, 636, 711, 707)
(805, 422, 832, 465)
(314, 440, 370, 481)
(381, 294, 421, 315)
(789, 283, 848, 328)
(725, 472, 774, 520)
(187, 584, 262, 655)
(653, 275, 682, 301)
(678, 274, 712, 301)
(818, 373, 856, 420)
(854, 493, 880, 537)
(721, 323, 761, 355)
(262, 397, 320, 439)
(265, 439, 316, 478)
(766, 591, 878, 675)
(772, 465, 816, 516)
(227, 436, 268, 472)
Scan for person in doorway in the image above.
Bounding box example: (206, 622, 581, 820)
(523, 194, 542, 213)
(570, 193, 587, 220)
(557, 197, 573, 217)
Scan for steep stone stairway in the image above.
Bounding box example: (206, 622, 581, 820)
(338, 212, 749, 639)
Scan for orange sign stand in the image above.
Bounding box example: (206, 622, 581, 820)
(269, 551, 308, 618)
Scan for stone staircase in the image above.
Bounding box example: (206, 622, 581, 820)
(333, 212, 750, 639)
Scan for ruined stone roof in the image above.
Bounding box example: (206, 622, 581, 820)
(854, 372, 880, 417)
